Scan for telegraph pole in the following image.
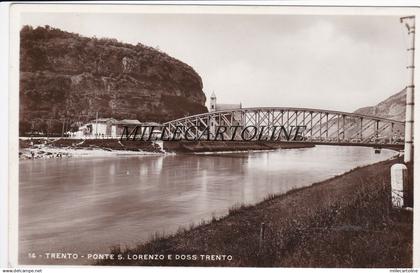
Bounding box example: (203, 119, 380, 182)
(390, 16, 416, 209)
(401, 16, 415, 163)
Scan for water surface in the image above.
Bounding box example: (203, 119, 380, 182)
(19, 146, 397, 264)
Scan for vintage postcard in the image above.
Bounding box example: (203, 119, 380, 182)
(4, 2, 419, 269)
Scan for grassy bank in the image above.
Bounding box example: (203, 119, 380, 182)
(99, 157, 412, 267)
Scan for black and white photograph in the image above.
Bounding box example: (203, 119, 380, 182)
(2, 2, 419, 270)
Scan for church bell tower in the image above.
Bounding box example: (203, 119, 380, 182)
(210, 92, 217, 112)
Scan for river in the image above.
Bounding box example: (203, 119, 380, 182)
(18, 145, 398, 264)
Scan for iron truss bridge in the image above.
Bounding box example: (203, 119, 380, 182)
(163, 107, 405, 149)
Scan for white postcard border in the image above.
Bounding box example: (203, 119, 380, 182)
(6, 1, 420, 270)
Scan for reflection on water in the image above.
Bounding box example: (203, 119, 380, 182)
(19, 146, 397, 264)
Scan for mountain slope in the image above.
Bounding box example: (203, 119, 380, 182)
(354, 89, 406, 121)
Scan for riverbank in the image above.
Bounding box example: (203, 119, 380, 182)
(99, 157, 412, 267)
(19, 138, 315, 159)
(163, 140, 315, 153)
(19, 138, 164, 159)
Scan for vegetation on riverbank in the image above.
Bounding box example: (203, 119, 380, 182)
(99, 157, 412, 267)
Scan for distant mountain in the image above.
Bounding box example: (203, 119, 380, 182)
(310, 89, 407, 141)
(19, 25, 208, 135)
(354, 89, 406, 121)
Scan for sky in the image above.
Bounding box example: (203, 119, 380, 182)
(21, 12, 409, 112)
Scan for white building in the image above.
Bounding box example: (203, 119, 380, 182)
(71, 118, 118, 138)
(209, 92, 243, 136)
(88, 118, 118, 138)
(209, 92, 242, 112)
(70, 118, 161, 139)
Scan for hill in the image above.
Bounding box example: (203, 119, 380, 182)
(354, 89, 406, 122)
(309, 89, 407, 141)
(19, 25, 207, 135)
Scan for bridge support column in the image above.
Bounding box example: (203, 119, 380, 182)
(310, 112, 313, 140)
(337, 116, 340, 142)
(325, 113, 329, 138)
(342, 115, 346, 140)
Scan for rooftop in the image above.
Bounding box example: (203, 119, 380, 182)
(115, 119, 141, 125)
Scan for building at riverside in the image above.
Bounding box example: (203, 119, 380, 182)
(69, 92, 241, 139)
(71, 118, 162, 139)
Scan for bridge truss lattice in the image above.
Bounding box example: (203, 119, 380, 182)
(163, 107, 405, 146)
